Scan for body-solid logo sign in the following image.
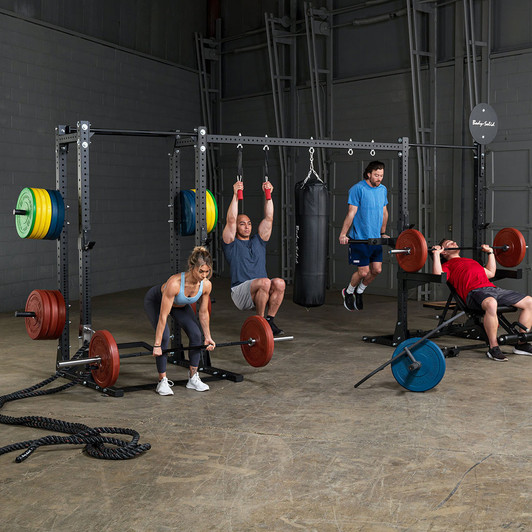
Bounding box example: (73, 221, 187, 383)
(469, 103, 498, 145)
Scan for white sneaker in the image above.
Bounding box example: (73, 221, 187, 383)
(156, 377, 174, 396)
(186, 372, 209, 392)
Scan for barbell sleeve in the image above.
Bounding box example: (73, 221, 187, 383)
(389, 249, 410, 255)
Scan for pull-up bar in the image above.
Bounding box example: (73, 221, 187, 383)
(175, 129, 407, 151)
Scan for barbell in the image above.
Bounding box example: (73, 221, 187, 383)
(354, 311, 465, 392)
(389, 227, 527, 272)
(56, 316, 294, 389)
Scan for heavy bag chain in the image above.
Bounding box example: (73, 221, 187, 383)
(303, 147, 324, 186)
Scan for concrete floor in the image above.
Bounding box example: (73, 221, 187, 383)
(0, 278, 530, 531)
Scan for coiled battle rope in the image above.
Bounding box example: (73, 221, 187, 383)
(0, 373, 151, 462)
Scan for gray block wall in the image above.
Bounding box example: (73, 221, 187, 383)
(0, 13, 201, 312)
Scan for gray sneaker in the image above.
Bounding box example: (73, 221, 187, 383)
(513, 342, 532, 356)
(486, 346, 508, 361)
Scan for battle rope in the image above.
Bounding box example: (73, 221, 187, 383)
(0, 373, 151, 462)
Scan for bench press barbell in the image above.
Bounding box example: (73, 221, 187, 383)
(56, 316, 294, 389)
(387, 227, 527, 272)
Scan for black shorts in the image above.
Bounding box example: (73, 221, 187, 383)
(466, 286, 525, 311)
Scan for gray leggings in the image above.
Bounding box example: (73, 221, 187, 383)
(143, 285, 203, 373)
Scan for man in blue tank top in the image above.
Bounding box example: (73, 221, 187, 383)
(339, 160, 389, 311)
(222, 180, 285, 335)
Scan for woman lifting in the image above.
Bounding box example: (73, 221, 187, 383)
(144, 246, 215, 395)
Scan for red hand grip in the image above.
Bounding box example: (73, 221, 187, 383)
(265, 188, 271, 200)
(237, 189, 243, 200)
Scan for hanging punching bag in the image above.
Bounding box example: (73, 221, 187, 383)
(293, 175, 329, 307)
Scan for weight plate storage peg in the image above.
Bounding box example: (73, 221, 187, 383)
(391, 338, 446, 392)
(240, 315, 275, 367)
(89, 330, 121, 389)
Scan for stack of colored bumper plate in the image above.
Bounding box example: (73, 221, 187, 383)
(14, 188, 65, 240)
(180, 189, 218, 236)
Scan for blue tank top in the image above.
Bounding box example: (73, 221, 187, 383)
(172, 272, 203, 305)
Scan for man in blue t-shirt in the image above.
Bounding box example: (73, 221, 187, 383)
(222, 180, 285, 335)
(339, 160, 389, 311)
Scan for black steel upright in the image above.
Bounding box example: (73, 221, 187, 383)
(77, 121, 92, 345)
(55, 125, 70, 363)
(472, 142, 486, 263)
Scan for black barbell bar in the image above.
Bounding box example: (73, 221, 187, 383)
(389, 244, 510, 255)
(57, 335, 294, 369)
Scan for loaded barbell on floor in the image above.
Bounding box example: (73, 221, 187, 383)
(388, 227, 527, 272)
(354, 312, 465, 392)
(56, 316, 294, 389)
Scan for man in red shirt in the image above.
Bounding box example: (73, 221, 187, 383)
(432, 239, 532, 361)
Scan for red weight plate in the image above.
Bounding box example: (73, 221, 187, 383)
(191, 296, 212, 316)
(240, 315, 274, 367)
(49, 290, 66, 339)
(89, 330, 120, 388)
(24, 289, 51, 340)
(493, 227, 526, 268)
(41, 290, 58, 339)
(395, 229, 428, 272)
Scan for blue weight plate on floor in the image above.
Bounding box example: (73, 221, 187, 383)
(50, 190, 65, 240)
(44, 189, 58, 240)
(391, 338, 446, 392)
(180, 189, 195, 236)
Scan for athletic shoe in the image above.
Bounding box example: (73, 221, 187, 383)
(266, 316, 284, 336)
(513, 342, 532, 356)
(342, 288, 356, 311)
(186, 372, 210, 392)
(486, 346, 508, 361)
(156, 377, 174, 395)
(354, 285, 364, 310)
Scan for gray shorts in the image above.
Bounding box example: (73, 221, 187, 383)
(466, 286, 525, 311)
(231, 279, 255, 311)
